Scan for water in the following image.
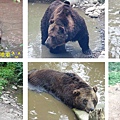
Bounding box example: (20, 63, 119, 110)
(28, 3, 104, 58)
(109, 0, 120, 58)
(28, 62, 105, 120)
(13, 88, 23, 105)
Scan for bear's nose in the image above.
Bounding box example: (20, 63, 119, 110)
(89, 108, 94, 111)
(45, 41, 51, 48)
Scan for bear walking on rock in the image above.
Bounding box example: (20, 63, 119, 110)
(28, 69, 98, 113)
(41, 0, 91, 55)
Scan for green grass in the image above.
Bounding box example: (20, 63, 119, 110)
(109, 72, 120, 85)
(0, 62, 23, 95)
(0, 78, 8, 94)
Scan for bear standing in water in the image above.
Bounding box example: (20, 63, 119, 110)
(28, 69, 98, 113)
(41, 0, 91, 55)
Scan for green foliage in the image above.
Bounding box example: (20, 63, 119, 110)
(109, 62, 120, 85)
(13, 0, 21, 2)
(0, 62, 23, 92)
(109, 72, 120, 85)
(0, 69, 15, 80)
(0, 79, 8, 94)
(109, 62, 120, 72)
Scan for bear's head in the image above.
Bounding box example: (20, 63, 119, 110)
(45, 4, 73, 49)
(72, 86, 98, 113)
(45, 22, 68, 49)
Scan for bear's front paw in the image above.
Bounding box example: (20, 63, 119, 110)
(50, 46, 66, 54)
(83, 49, 92, 55)
(41, 41, 45, 45)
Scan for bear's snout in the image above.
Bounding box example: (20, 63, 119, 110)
(85, 107, 94, 113)
(45, 37, 53, 48)
(45, 40, 50, 48)
(85, 101, 96, 113)
(88, 108, 94, 112)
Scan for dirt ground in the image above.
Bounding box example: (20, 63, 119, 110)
(0, 90, 23, 120)
(109, 84, 120, 120)
(0, 0, 23, 58)
(0, 102, 22, 120)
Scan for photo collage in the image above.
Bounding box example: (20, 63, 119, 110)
(0, 0, 120, 120)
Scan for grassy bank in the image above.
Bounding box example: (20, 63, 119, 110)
(109, 62, 120, 85)
(0, 62, 23, 94)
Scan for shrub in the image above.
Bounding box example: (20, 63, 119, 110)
(0, 62, 23, 92)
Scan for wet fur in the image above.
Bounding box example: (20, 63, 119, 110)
(28, 69, 98, 112)
(41, 0, 91, 54)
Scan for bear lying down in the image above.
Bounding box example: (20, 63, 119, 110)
(28, 69, 98, 113)
(41, 0, 91, 55)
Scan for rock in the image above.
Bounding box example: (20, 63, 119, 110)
(84, 1, 89, 4)
(85, 11, 92, 15)
(89, 12, 99, 18)
(6, 91, 11, 94)
(0, 88, 23, 119)
(12, 85, 17, 90)
(98, 4, 105, 10)
(89, 108, 105, 120)
(81, 0, 105, 18)
(17, 85, 23, 88)
(85, 6, 96, 12)
(95, 9, 101, 14)
(115, 88, 120, 91)
(92, 0, 98, 4)
(98, 51, 105, 58)
(9, 108, 14, 113)
(4, 100, 11, 104)
(73, 108, 89, 120)
(101, 51, 105, 55)
(98, 54, 105, 58)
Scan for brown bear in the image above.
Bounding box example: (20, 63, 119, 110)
(28, 69, 98, 113)
(41, 0, 91, 55)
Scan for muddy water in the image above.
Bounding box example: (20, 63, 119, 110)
(13, 88, 23, 105)
(109, 0, 120, 58)
(28, 62, 105, 120)
(28, 3, 104, 58)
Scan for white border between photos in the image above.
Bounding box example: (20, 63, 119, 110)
(105, 0, 108, 119)
(23, 0, 28, 120)
(1, 0, 119, 120)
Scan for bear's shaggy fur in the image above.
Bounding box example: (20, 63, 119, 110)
(28, 69, 98, 113)
(41, 0, 91, 55)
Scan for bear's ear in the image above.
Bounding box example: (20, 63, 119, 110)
(59, 5, 70, 17)
(64, 0, 70, 5)
(63, 7, 70, 16)
(93, 86, 97, 93)
(73, 89, 80, 96)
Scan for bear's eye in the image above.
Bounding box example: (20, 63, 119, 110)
(83, 99, 88, 105)
(49, 20, 54, 24)
(59, 27, 64, 34)
(93, 99, 97, 106)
